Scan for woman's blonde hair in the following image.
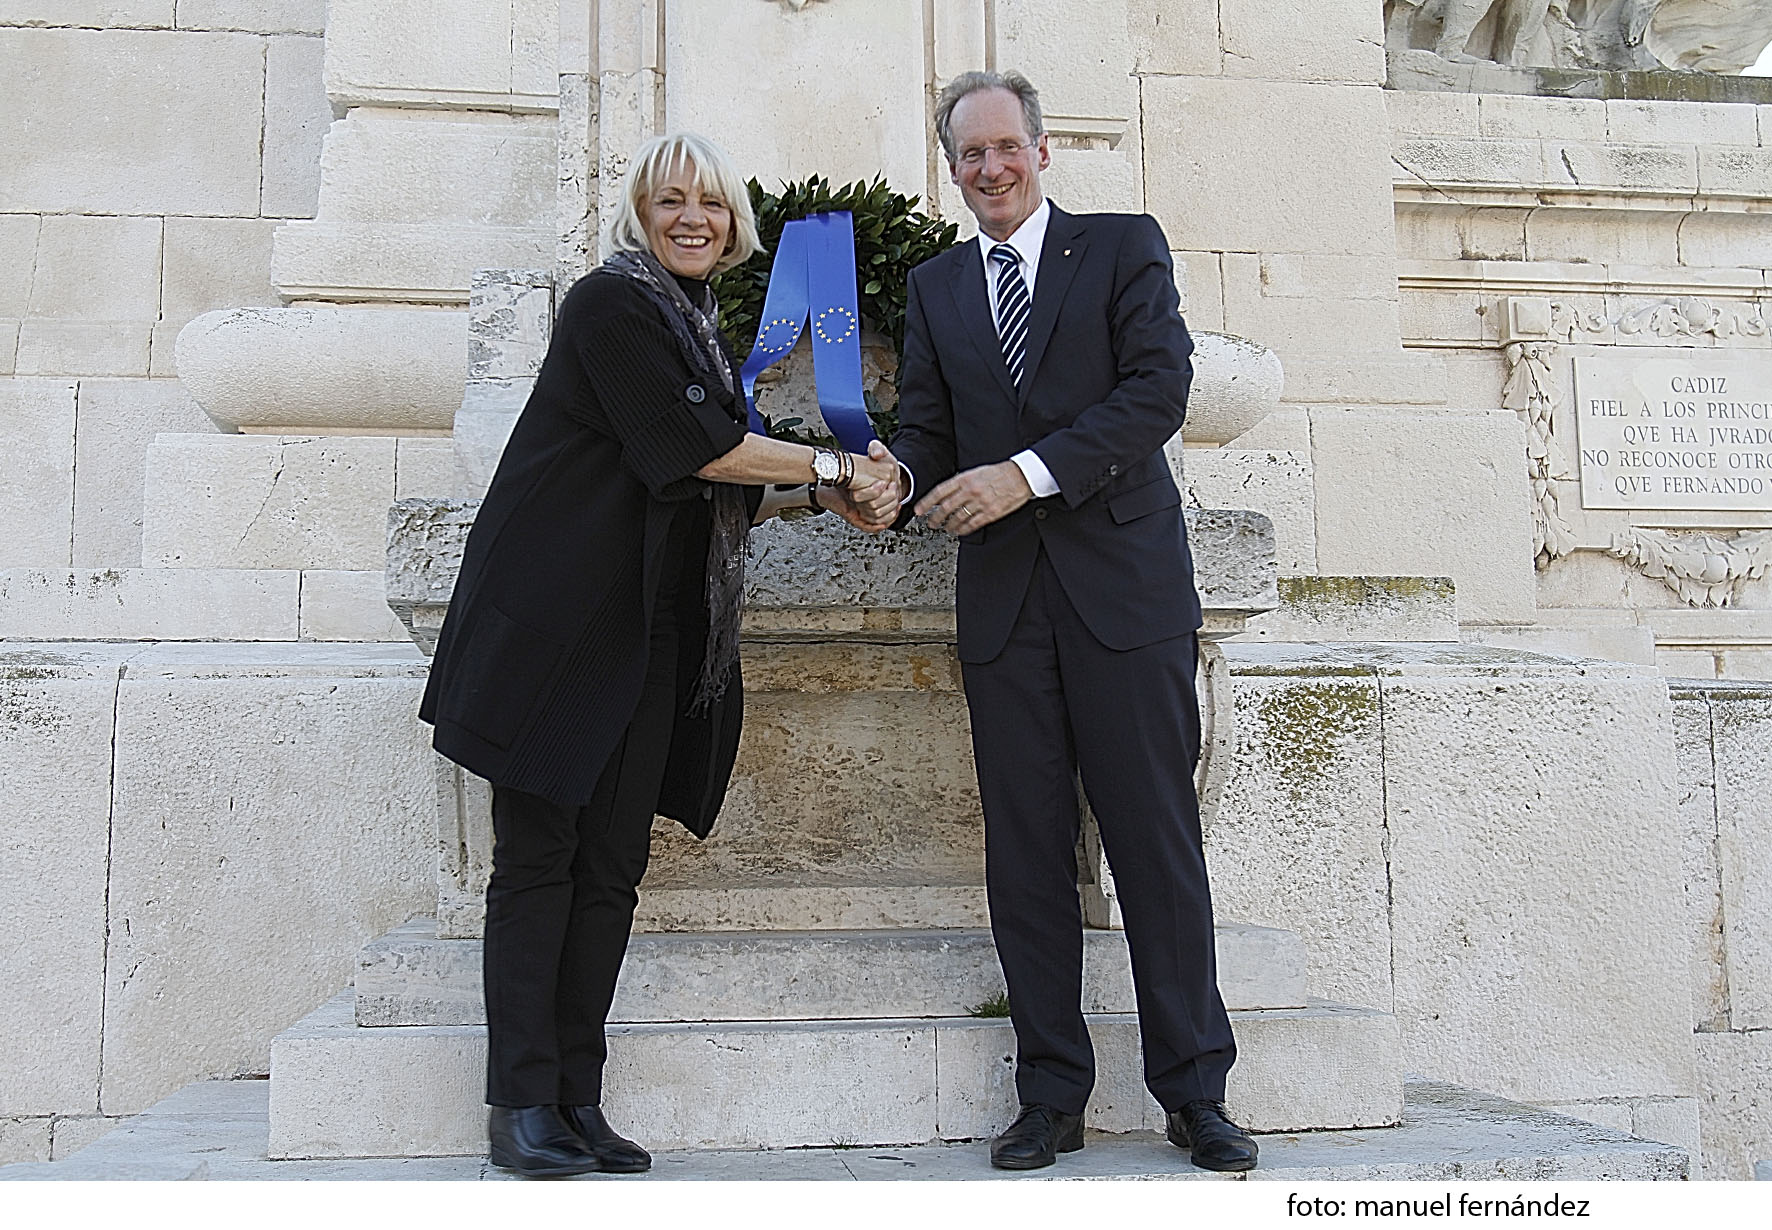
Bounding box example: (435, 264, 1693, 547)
(607, 132, 762, 273)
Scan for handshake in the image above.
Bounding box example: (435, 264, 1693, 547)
(819, 441, 1035, 537)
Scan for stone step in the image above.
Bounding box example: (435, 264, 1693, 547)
(0, 567, 405, 641)
(266, 991, 1403, 1157)
(0, 1077, 1689, 1181)
(356, 919, 1309, 1027)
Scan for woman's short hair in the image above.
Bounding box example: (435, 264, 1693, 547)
(607, 132, 762, 272)
(933, 70, 1044, 163)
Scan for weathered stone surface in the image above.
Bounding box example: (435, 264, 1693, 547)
(451, 379, 532, 499)
(1670, 689, 1730, 1034)
(1182, 450, 1316, 575)
(1311, 408, 1536, 623)
(0, 320, 17, 375)
(1713, 688, 1772, 1031)
(0, 2, 172, 28)
(465, 270, 552, 382)
(1210, 648, 1393, 1011)
(142, 434, 396, 571)
(99, 644, 434, 1114)
(159, 218, 279, 330)
(176, 307, 467, 433)
(27, 215, 161, 321)
(1243, 576, 1459, 643)
(174, 1, 323, 34)
(0, 215, 40, 318)
(1697, 1030, 1772, 1181)
(267, 993, 1400, 1156)
(387, 498, 1279, 654)
(1129, 0, 1220, 75)
(1481, 94, 1608, 141)
(14, 321, 151, 377)
(0, 569, 298, 640)
(324, 0, 557, 110)
(660, 0, 912, 198)
(0, 1118, 50, 1167)
(271, 223, 555, 306)
(0, 378, 76, 566)
(1144, 77, 1399, 259)
(262, 34, 326, 219)
(71, 378, 215, 567)
(48, 1116, 118, 1160)
(297, 570, 408, 642)
(1179, 332, 1286, 445)
(1380, 649, 1695, 1106)
(0, 649, 120, 1117)
(353, 920, 1308, 1027)
(1219, 0, 1387, 85)
(999, 0, 1135, 126)
(4, 1076, 1694, 1181)
(0, 28, 263, 215)
(394, 438, 456, 500)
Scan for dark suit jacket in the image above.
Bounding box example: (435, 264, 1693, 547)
(890, 204, 1203, 664)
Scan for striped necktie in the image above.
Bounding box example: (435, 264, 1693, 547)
(989, 242, 1030, 387)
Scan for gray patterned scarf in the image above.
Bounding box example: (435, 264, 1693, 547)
(601, 248, 750, 714)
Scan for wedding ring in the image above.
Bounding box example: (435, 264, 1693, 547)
(961, 506, 974, 517)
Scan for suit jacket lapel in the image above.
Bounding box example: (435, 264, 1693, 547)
(946, 242, 1019, 406)
(1018, 205, 1087, 408)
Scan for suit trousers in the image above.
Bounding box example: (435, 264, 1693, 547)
(961, 547, 1237, 1115)
(481, 593, 678, 1108)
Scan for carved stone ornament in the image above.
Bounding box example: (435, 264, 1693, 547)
(1607, 527, 1772, 608)
(1548, 297, 1771, 346)
(1385, 0, 1772, 72)
(1503, 340, 1580, 569)
(765, 0, 829, 10)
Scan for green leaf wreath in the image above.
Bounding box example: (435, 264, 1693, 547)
(713, 175, 960, 443)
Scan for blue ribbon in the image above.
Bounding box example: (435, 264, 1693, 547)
(738, 211, 877, 453)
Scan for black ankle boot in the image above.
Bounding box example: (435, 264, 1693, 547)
(562, 1104, 651, 1173)
(488, 1106, 600, 1177)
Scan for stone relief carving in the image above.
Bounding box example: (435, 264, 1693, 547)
(1607, 527, 1772, 606)
(1504, 340, 1581, 568)
(1546, 297, 1771, 345)
(1386, 0, 1772, 71)
(764, 0, 829, 10)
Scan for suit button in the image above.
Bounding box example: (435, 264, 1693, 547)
(1035, 508, 1048, 521)
(685, 384, 706, 404)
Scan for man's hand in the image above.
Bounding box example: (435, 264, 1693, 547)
(818, 440, 909, 532)
(916, 460, 1033, 536)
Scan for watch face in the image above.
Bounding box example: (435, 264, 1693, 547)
(814, 451, 841, 482)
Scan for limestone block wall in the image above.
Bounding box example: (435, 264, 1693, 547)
(1672, 679, 1772, 1179)
(1213, 643, 1702, 1167)
(0, 3, 330, 569)
(0, 642, 437, 1164)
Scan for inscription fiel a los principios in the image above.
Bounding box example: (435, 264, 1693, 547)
(1574, 354, 1772, 511)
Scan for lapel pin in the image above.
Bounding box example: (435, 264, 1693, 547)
(1064, 248, 1072, 257)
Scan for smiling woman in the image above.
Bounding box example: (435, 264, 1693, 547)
(416, 130, 907, 1177)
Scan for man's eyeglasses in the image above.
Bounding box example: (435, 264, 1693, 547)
(954, 139, 1038, 167)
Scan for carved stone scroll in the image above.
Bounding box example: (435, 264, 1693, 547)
(1504, 340, 1581, 569)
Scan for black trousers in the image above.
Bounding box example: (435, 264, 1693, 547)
(961, 549, 1236, 1115)
(482, 611, 678, 1108)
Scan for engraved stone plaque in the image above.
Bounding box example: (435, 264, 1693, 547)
(1574, 354, 1772, 511)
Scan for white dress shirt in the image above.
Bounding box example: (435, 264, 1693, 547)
(902, 198, 1061, 505)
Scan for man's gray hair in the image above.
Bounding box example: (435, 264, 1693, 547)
(933, 70, 1044, 163)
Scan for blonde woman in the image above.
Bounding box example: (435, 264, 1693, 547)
(420, 132, 900, 1176)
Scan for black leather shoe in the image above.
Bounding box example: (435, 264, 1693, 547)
(1165, 1099, 1258, 1172)
(562, 1104, 652, 1173)
(989, 1104, 1085, 1170)
(487, 1106, 601, 1177)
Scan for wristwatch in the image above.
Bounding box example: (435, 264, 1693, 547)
(811, 446, 843, 486)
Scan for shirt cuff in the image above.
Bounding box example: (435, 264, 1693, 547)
(897, 462, 916, 504)
(1011, 449, 1060, 499)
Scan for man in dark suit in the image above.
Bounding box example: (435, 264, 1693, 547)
(871, 70, 1258, 1172)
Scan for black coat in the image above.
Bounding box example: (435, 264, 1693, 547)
(419, 271, 761, 836)
(890, 205, 1202, 664)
